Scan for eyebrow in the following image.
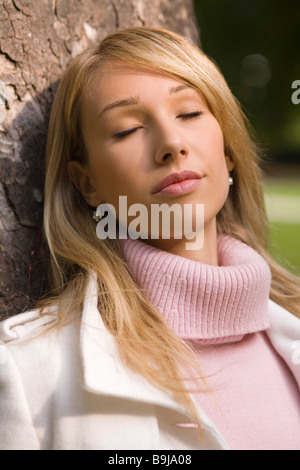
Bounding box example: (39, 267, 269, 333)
(97, 84, 191, 118)
(169, 84, 190, 94)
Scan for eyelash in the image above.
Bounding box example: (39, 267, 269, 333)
(114, 128, 139, 139)
(179, 111, 203, 120)
(113, 111, 203, 139)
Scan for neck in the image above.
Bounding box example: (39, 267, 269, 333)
(144, 219, 218, 265)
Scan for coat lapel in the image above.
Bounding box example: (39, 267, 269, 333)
(79, 275, 230, 449)
(266, 300, 300, 389)
(79, 275, 299, 450)
(80, 274, 195, 414)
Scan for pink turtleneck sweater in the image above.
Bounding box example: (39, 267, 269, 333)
(119, 235, 300, 450)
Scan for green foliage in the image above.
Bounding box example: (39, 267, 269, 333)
(193, 2, 300, 274)
(193, 0, 300, 161)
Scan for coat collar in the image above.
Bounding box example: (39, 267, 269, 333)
(79, 274, 230, 448)
(80, 273, 196, 413)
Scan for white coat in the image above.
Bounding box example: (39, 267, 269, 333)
(0, 276, 299, 450)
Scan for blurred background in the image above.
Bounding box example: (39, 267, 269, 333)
(193, 0, 300, 274)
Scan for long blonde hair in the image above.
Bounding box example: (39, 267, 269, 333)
(41, 26, 300, 432)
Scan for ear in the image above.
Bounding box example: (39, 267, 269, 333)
(68, 161, 102, 207)
(225, 155, 234, 172)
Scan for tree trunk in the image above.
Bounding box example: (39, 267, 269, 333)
(0, 0, 200, 318)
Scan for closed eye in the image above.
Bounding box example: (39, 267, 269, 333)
(113, 111, 202, 139)
(178, 111, 203, 120)
(114, 127, 140, 139)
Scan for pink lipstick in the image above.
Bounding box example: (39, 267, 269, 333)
(152, 170, 203, 196)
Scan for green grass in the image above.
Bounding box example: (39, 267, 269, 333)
(263, 179, 300, 275)
(263, 180, 300, 198)
(269, 222, 300, 275)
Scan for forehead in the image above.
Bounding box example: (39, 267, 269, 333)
(87, 62, 187, 95)
(82, 61, 205, 117)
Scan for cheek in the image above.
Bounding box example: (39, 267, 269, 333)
(203, 120, 230, 203)
(211, 159, 230, 203)
(194, 116, 225, 163)
(210, 121, 226, 157)
(202, 170, 229, 224)
(89, 148, 145, 206)
(208, 122, 228, 176)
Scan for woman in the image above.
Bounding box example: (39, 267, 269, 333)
(0, 26, 299, 450)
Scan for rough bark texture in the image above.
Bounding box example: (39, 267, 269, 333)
(0, 0, 200, 318)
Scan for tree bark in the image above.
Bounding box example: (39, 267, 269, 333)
(0, 0, 200, 318)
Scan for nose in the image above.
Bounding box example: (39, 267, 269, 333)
(154, 122, 188, 164)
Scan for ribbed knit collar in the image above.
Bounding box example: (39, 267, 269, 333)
(118, 235, 272, 344)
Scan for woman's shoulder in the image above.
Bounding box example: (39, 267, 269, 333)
(0, 305, 82, 392)
(0, 307, 58, 344)
(0, 307, 64, 377)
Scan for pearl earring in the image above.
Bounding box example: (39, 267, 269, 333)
(229, 174, 233, 186)
(93, 210, 102, 222)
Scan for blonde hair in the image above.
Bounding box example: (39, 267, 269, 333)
(41, 26, 300, 434)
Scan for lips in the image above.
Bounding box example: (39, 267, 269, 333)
(152, 170, 203, 194)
